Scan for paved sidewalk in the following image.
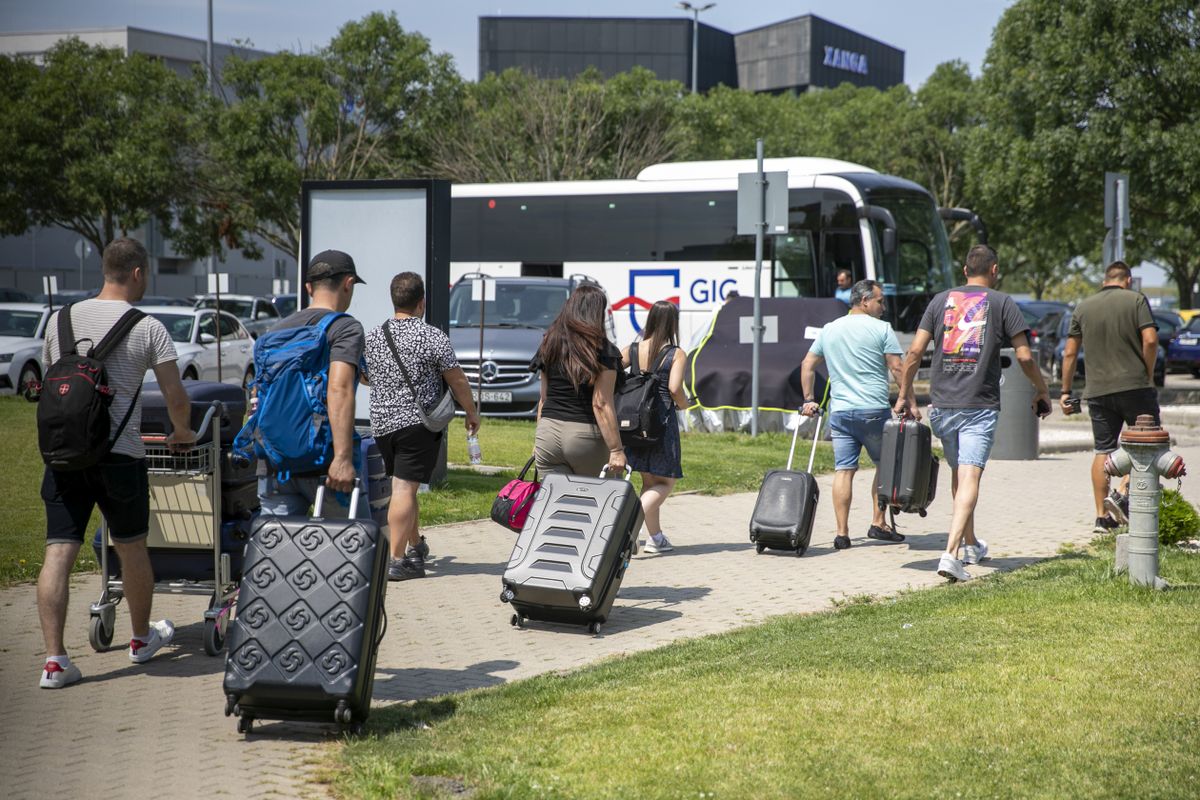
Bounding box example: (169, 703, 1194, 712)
(2, 445, 1195, 799)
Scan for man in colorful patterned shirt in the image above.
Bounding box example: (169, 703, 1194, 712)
(896, 245, 1052, 581)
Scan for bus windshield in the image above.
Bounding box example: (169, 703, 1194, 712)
(448, 281, 569, 328)
(865, 190, 955, 331)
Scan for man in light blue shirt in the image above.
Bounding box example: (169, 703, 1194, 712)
(800, 279, 904, 550)
(833, 269, 853, 305)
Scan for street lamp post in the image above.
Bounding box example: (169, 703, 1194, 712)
(676, 2, 715, 94)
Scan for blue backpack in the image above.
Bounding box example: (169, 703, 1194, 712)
(234, 312, 355, 480)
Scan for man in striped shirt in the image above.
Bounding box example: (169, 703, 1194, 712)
(37, 238, 196, 689)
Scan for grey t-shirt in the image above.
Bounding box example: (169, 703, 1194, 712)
(270, 307, 365, 368)
(919, 285, 1028, 410)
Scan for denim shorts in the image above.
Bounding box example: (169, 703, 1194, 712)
(929, 407, 999, 469)
(828, 408, 890, 471)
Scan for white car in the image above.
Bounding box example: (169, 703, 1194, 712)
(140, 306, 255, 390)
(193, 294, 280, 339)
(0, 303, 50, 396)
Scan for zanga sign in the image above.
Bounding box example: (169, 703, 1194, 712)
(822, 46, 869, 76)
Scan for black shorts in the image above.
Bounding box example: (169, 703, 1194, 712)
(377, 424, 443, 484)
(1088, 388, 1160, 454)
(43, 455, 150, 545)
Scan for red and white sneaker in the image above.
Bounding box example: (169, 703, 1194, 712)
(129, 619, 176, 664)
(40, 660, 82, 689)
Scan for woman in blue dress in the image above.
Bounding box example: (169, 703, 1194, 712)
(623, 301, 689, 553)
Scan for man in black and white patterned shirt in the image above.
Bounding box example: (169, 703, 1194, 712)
(363, 272, 480, 581)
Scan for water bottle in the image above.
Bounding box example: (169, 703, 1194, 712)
(467, 434, 482, 465)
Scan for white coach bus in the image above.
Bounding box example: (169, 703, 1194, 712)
(449, 157, 985, 346)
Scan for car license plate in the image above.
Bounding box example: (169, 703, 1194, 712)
(1179, 337, 1198, 346)
(473, 390, 512, 403)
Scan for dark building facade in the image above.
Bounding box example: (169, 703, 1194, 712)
(736, 15, 903, 93)
(479, 17, 736, 91)
(478, 15, 902, 93)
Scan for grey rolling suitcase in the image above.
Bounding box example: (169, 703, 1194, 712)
(749, 413, 822, 556)
(875, 416, 939, 518)
(500, 467, 643, 636)
(222, 484, 387, 735)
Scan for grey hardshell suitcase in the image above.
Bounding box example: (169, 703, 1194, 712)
(749, 412, 822, 556)
(500, 468, 644, 636)
(876, 416, 939, 517)
(222, 485, 387, 735)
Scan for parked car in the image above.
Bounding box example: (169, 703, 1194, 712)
(0, 303, 50, 395)
(194, 294, 280, 338)
(448, 275, 614, 418)
(0, 288, 33, 303)
(1166, 316, 1200, 377)
(1152, 310, 1185, 350)
(134, 295, 193, 307)
(1051, 311, 1165, 387)
(34, 288, 99, 305)
(140, 306, 255, 390)
(1035, 309, 1068, 374)
(270, 294, 298, 317)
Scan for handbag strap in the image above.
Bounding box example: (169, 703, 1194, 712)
(517, 455, 539, 483)
(383, 320, 428, 414)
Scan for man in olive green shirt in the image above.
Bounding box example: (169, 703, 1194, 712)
(1060, 261, 1160, 533)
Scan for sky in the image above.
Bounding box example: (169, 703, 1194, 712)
(0, 0, 1015, 89)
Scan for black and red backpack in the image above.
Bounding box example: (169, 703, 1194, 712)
(37, 304, 146, 471)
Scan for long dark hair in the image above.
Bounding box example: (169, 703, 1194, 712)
(536, 284, 609, 388)
(640, 300, 679, 366)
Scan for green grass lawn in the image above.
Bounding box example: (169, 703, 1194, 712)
(0, 401, 837, 584)
(330, 545, 1200, 800)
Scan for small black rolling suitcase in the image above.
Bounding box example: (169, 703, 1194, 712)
(500, 467, 643, 636)
(141, 380, 246, 446)
(875, 416, 939, 517)
(749, 412, 822, 556)
(222, 484, 388, 735)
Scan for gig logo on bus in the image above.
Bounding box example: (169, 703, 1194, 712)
(611, 268, 740, 333)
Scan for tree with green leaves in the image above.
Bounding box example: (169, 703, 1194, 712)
(972, 0, 1200, 305)
(193, 11, 462, 260)
(429, 67, 684, 183)
(0, 38, 206, 256)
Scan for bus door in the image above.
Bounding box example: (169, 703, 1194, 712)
(773, 231, 817, 297)
(819, 230, 867, 297)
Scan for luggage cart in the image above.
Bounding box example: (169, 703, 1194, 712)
(89, 401, 240, 656)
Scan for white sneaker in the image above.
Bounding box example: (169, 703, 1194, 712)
(962, 540, 989, 565)
(39, 660, 82, 689)
(129, 619, 175, 664)
(643, 533, 674, 554)
(937, 554, 971, 582)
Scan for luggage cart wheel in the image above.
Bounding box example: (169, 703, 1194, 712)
(755, 543, 766, 554)
(203, 617, 225, 656)
(88, 614, 113, 651)
(588, 621, 602, 636)
(237, 717, 253, 735)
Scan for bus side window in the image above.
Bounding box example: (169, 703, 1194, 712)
(774, 232, 816, 298)
(820, 231, 865, 296)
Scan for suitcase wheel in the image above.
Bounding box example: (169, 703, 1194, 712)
(588, 621, 602, 636)
(755, 543, 766, 554)
(510, 613, 525, 629)
(237, 717, 253, 735)
(795, 544, 807, 557)
(335, 701, 352, 725)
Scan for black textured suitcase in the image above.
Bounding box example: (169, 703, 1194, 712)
(222, 484, 387, 734)
(500, 468, 643, 636)
(141, 381, 246, 446)
(749, 413, 822, 556)
(875, 417, 939, 516)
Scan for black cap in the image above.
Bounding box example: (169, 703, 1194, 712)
(307, 249, 365, 285)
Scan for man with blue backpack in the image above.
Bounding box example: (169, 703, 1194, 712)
(237, 250, 369, 518)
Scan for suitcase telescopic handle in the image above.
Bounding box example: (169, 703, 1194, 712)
(313, 479, 363, 519)
(786, 409, 823, 473)
(598, 465, 634, 481)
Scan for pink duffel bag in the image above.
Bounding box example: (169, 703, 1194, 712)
(491, 456, 541, 532)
